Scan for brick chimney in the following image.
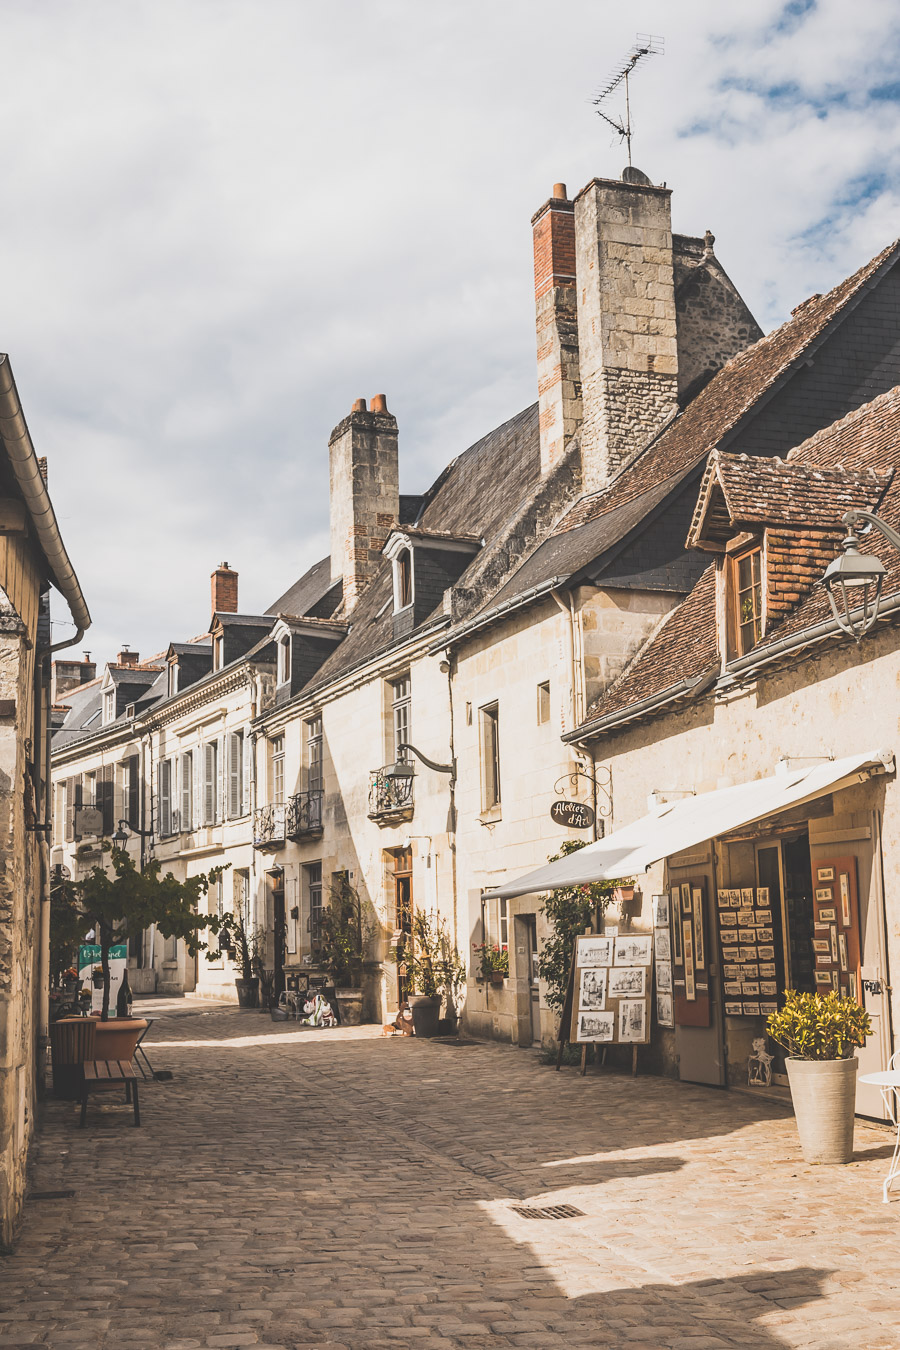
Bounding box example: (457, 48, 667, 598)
(532, 183, 582, 474)
(574, 172, 678, 493)
(52, 654, 97, 701)
(211, 561, 239, 616)
(329, 395, 399, 611)
(117, 646, 140, 667)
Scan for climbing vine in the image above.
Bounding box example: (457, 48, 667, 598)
(537, 839, 622, 1012)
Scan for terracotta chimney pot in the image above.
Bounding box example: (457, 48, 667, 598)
(352, 397, 368, 413)
(371, 393, 389, 413)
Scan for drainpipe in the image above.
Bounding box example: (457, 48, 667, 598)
(249, 678, 260, 929)
(551, 588, 578, 732)
(443, 651, 459, 946)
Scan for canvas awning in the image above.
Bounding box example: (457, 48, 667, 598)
(484, 749, 894, 900)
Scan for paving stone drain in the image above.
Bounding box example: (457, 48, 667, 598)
(510, 1203, 585, 1220)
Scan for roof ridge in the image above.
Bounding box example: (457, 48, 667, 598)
(786, 383, 900, 464)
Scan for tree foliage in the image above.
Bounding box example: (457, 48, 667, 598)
(316, 875, 377, 988)
(767, 989, 872, 1061)
(537, 839, 621, 1013)
(392, 910, 465, 1005)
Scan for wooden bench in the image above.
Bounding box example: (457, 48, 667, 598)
(79, 1060, 140, 1127)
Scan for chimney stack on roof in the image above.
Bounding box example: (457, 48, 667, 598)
(51, 655, 97, 702)
(117, 646, 140, 667)
(329, 394, 399, 612)
(532, 183, 582, 474)
(211, 561, 239, 617)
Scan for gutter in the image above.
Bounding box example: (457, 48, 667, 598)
(722, 589, 900, 682)
(563, 667, 720, 743)
(431, 576, 568, 654)
(0, 354, 91, 637)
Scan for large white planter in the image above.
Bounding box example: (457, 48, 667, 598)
(785, 1056, 858, 1164)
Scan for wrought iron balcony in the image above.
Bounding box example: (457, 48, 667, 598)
(368, 765, 415, 825)
(253, 803, 286, 849)
(286, 789, 324, 839)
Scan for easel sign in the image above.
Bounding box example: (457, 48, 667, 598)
(558, 927, 653, 1075)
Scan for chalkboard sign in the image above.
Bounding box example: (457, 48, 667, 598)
(550, 800, 595, 830)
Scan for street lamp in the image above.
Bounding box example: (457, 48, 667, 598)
(821, 510, 892, 642)
(395, 741, 456, 786)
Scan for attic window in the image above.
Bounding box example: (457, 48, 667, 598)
(168, 663, 179, 697)
(213, 634, 224, 672)
(277, 634, 291, 686)
(731, 546, 763, 655)
(102, 688, 115, 725)
(391, 547, 414, 614)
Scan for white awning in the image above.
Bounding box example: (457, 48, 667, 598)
(484, 749, 894, 900)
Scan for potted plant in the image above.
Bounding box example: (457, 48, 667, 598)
(315, 876, 376, 1025)
(767, 990, 872, 1164)
(214, 908, 265, 1009)
(392, 912, 465, 1038)
(473, 942, 509, 985)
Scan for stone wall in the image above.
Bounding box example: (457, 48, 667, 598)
(328, 402, 400, 611)
(532, 188, 582, 474)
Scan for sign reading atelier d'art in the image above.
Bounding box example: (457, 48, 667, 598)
(571, 931, 653, 1045)
(549, 799, 596, 830)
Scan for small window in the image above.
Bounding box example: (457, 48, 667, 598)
(306, 715, 323, 793)
(270, 735, 285, 805)
(537, 681, 550, 724)
(103, 688, 115, 725)
(168, 663, 179, 697)
(480, 702, 501, 810)
(733, 547, 763, 655)
(277, 634, 291, 686)
(396, 549, 413, 610)
(391, 676, 411, 761)
(213, 634, 224, 671)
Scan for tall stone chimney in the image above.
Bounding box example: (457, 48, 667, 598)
(329, 395, 399, 611)
(51, 655, 97, 702)
(574, 172, 678, 494)
(532, 183, 582, 473)
(211, 562, 239, 616)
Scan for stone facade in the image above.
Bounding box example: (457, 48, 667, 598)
(329, 400, 399, 611)
(532, 186, 581, 474)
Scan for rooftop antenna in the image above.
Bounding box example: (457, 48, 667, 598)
(592, 34, 664, 168)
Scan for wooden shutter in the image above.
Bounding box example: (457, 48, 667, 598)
(65, 777, 75, 841)
(181, 752, 192, 831)
(127, 755, 140, 828)
(192, 748, 202, 829)
(228, 732, 242, 819)
(159, 759, 172, 837)
(98, 764, 115, 835)
(216, 736, 224, 824)
(203, 743, 216, 826)
(243, 732, 251, 817)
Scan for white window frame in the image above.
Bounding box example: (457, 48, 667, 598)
(277, 634, 291, 686)
(391, 675, 411, 762)
(159, 758, 173, 837)
(270, 734, 285, 806)
(306, 715, 323, 794)
(480, 702, 501, 810)
(103, 687, 115, 725)
(228, 730, 245, 819)
(305, 861, 323, 948)
(180, 751, 193, 832)
(202, 741, 218, 826)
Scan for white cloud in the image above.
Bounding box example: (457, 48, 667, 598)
(1, 0, 896, 658)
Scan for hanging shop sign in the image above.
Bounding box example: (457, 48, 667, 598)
(550, 799, 595, 830)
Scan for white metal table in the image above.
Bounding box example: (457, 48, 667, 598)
(859, 1069, 900, 1202)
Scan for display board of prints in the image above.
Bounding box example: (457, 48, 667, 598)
(571, 931, 653, 1045)
(670, 880, 711, 1027)
(715, 884, 779, 1018)
(652, 894, 674, 1027)
(810, 856, 861, 1002)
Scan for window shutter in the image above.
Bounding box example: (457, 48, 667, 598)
(192, 748, 202, 828)
(217, 736, 225, 823)
(228, 732, 241, 819)
(243, 732, 251, 817)
(171, 756, 181, 834)
(181, 752, 192, 831)
(127, 755, 140, 827)
(65, 777, 75, 841)
(98, 764, 115, 835)
(114, 763, 125, 833)
(159, 759, 172, 837)
(203, 743, 216, 826)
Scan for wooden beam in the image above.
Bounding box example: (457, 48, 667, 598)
(0, 499, 28, 535)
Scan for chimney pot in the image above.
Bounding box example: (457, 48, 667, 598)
(352, 397, 368, 413)
(211, 562, 239, 617)
(371, 393, 388, 413)
(552, 183, 568, 200)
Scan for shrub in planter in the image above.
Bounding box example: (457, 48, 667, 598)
(213, 909, 265, 1008)
(391, 912, 465, 1037)
(767, 990, 872, 1164)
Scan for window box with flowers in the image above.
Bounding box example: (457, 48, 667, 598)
(473, 943, 509, 984)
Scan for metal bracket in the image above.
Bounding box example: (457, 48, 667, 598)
(553, 763, 612, 816)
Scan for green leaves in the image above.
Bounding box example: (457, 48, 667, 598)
(766, 989, 872, 1061)
(537, 839, 623, 1013)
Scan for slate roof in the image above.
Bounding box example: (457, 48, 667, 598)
(265, 556, 340, 620)
(578, 383, 900, 734)
(688, 452, 893, 549)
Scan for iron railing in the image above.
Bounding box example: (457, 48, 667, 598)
(286, 790, 324, 838)
(253, 803, 286, 848)
(367, 767, 414, 823)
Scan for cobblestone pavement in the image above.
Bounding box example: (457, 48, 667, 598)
(3, 999, 900, 1350)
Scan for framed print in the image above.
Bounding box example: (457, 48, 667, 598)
(740, 888, 754, 906)
(578, 967, 607, 1011)
(681, 883, 692, 914)
(618, 999, 647, 1042)
(730, 893, 743, 908)
(760, 981, 777, 996)
(608, 966, 646, 999)
(654, 928, 671, 963)
(814, 970, 832, 986)
(742, 981, 760, 996)
(652, 894, 669, 928)
(739, 945, 757, 962)
(758, 945, 776, 961)
(830, 926, 839, 963)
(849, 971, 858, 1001)
(756, 927, 774, 943)
(683, 935, 696, 1000)
(717, 890, 731, 909)
(671, 891, 682, 962)
(817, 867, 835, 883)
(613, 934, 652, 966)
(839, 933, 848, 973)
(815, 955, 833, 968)
(577, 935, 613, 968)
(812, 938, 830, 954)
(743, 1001, 761, 1016)
(720, 911, 737, 926)
(756, 887, 769, 905)
(817, 907, 836, 923)
(656, 961, 672, 993)
(839, 874, 851, 928)
(720, 930, 739, 945)
(737, 910, 756, 927)
(725, 1001, 743, 1015)
(656, 991, 674, 1027)
(759, 963, 776, 977)
(692, 889, 705, 968)
(740, 963, 760, 979)
(724, 980, 742, 995)
(832, 970, 840, 991)
(723, 963, 741, 978)
(755, 909, 773, 926)
(815, 887, 833, 904)
(576, 1010, 615, 1042)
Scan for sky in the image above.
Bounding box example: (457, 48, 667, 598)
(4, 0, 900, 664)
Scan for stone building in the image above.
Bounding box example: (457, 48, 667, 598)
(0, 356, 89, 1250)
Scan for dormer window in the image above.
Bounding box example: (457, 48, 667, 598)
(732, 545, 762, 655)
(396, 549, 413, 610)
(213, 633, 224, 671)
(168, 663, 179, 697)
(103, 688, 115, 725)
(277, 634, 291, 686)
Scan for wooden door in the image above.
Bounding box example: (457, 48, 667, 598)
(668, 851, 725, 1086)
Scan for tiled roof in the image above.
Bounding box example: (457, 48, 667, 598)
(580, 382, 900, 733)
(688, 451, 893, 548)
(552, 238, 900, 536)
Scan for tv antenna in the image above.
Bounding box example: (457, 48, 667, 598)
(592, 34, 664, 167)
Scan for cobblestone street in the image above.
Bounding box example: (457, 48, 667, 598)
(4, 1000, 900, 1349)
